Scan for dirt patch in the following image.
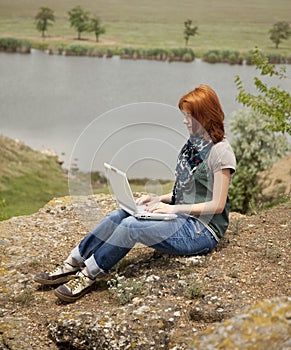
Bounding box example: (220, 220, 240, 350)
(0, 194, 290, 349)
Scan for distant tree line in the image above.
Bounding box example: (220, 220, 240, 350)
(35, 6, 105, 42)
(35, 6, 290, 50)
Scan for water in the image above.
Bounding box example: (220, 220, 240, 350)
(0, 50, 290, 179)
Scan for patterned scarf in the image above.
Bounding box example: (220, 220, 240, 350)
(172, 136, 213, 204)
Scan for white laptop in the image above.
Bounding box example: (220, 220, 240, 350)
(104, 163, 177, 221)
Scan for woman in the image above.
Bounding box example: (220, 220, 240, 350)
(34, 85, 236, 302)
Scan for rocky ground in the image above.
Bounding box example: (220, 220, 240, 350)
(0, 194, 290, 349)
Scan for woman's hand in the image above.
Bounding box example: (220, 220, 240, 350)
(135, 194, 159, 206)
(146, 201, 177, 214)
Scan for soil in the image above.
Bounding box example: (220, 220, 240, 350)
(1, 193, 290, 349)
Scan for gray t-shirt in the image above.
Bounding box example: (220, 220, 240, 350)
(207, 138, 236, 175)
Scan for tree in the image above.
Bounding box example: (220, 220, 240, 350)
(89, 17, 106, 42)
(35, 7, 55, 38)
(68, 6, 90, 40)
(228, 108, 289, 213)
(183, 19, 198, 46)
(269, 21, 291, 49)
(235, 48, 291, 134)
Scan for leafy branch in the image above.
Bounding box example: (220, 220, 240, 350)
(235, 48, 291, 134)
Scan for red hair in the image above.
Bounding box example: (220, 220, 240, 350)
(178, 85, 225, 143)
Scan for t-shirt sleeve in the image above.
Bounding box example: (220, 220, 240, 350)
(208, 139, 236, 174)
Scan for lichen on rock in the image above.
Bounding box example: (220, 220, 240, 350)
(188, 297, 291, 350)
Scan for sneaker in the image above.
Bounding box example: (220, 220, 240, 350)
(34, 262, 80, 285)
(54, 271, 96, 302)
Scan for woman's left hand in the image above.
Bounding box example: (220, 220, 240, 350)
(146, 202, 177, 214)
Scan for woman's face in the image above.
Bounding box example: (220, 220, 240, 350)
(182, 110, 205, 137)
(182, 112, 194, 135)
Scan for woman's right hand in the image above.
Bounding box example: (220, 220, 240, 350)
(135, 194, 159, 206)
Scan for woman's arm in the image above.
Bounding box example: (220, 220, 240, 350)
(147, 169, 231, 215)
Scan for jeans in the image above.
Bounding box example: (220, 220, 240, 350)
(71, 209, 217, 278)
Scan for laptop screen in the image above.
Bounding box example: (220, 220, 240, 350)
(104, 163, 137, 213)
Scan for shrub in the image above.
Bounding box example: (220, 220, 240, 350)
(106, 49, 113, 58)
(203, 49, 242, 64)
(0, 38, 31, 53)
(120, 47, 135, 58)
(32, 42, 49, 51)
(202, 50, 220, 63)
(17, 39, 32, 53)
(0, 37, 19, 52)
(87, 47, 104, 57)
(107, 274, 144, 305)
(187, 282, 204, 299)
(229, 108, 290, 213)
(65, 44, 89, 56)
(182, 52, 193, 62)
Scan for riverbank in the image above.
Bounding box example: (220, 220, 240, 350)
(1, 37, 291, 64)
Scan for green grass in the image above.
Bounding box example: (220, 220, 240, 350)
(0, 136, 68, 219)
(0, 136, 174, 219)
(0, 0, 290, 54)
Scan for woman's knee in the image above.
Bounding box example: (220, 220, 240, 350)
(106, 209, 129, 223)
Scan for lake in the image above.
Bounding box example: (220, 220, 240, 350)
(0, 49, 290, 180)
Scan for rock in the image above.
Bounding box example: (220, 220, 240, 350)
(188, 297, 291, 350)
(0, 317, 34, 350)
(188, 304, 230, 323)
(0, 195, 290, 349)
(48, 302, 180, 350)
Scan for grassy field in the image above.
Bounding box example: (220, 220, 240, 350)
(0, 135, 174, 220)
(0, 136, 68, 219)
(0, 0, 290, 55)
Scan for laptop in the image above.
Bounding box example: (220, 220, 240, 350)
(104, 163, 177, 220)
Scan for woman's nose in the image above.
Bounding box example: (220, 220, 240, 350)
(183, 116, 188, 124)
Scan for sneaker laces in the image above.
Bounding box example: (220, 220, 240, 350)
(45, 262, 77, 276)
(65, 272, 88, 292)
(45, 264, 64, 275)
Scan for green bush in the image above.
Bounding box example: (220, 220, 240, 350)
(106, 48, 113, 58)
(0, 37, 19, 51)
(65, 44, 89, 56)
(182, 52, 193, 62)
(0, 38, 31, 53)
(202, 49, 242, 64)
(119, 47, 194, 62)
(32, 42, 49, 51)
(244, 50, 254, 65)
(202, 50, 220, 63)
(17, 39, 32, 53)
(266, 53, 286, 64)
(120, 47, 135, 58)
(87, 47, 104, 57)
(229, 108, 290, 213)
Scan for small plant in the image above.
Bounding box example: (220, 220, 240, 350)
(265, 245, 282, 262)
(229, 269, 239, 278)
(187, 282, 204, 299)
(12, 286, 35, 306)
(228, 219, 242, 235)
(107, 274, 144, 305)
